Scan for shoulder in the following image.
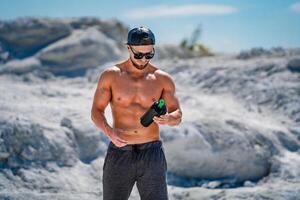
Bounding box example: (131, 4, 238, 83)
(97, 65, 120, 87)
(154, 69, 175, 90)
(154, 69, 172, 80)
(99, 65, 120, 80)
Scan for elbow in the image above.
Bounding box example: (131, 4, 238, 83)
(176, 112, 183, 125)
(175, 110, 182, 125)
(170, 116, 182, 127)
(175, 117, 182, 126)
(178, 117, 182, 125)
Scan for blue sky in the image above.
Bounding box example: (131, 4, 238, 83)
(1, 0, 300, 53)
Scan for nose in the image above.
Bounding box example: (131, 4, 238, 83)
(141, 57, 147, 62)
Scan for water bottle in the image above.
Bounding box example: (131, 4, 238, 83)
(140, 99, 167, 127)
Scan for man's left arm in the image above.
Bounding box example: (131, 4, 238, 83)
(153, 73, 182, 126)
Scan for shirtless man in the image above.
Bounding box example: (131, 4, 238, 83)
(91, 26, 182, 200)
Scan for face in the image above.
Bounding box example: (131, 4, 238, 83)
(127, 45, 155, 70)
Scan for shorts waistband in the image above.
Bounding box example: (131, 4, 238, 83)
(108, 140, 162, 151)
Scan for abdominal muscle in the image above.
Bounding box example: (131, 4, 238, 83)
(111, 104, 160, 145)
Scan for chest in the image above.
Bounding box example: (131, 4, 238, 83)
(111, 72, 163, 108)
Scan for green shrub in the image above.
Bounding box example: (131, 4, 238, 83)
(180, 25, 213, 56)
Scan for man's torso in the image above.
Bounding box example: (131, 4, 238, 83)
(109, 62, 164, 144)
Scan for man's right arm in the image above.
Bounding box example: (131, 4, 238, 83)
(91, 69, 114, 135)
(91, 68, 128, 147)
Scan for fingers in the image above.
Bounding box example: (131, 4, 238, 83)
(115, 140, 127, 147)
(117, 137, 128, 144)
(160, 114, 169, 118)
(153, 116, 168, 124)
(112, 137, 127, 147)
(109, 128, 128, 147)
(115, 129, 128, 143)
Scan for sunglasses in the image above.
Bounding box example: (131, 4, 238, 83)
(129, 46, 155, 60)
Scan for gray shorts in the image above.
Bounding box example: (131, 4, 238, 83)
(102, 140, 168, 200)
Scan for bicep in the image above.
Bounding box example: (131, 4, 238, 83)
(92, 87, 111, 112)
(161, 79, 181, 113)
(92, 72, 112, 113)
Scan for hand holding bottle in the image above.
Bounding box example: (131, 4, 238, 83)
(153, 113, 171, 125)
(140, 99, 167, 127)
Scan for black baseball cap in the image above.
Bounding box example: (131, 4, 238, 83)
(127, 26, 155, 45)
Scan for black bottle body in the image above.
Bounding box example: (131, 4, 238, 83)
(140, 100, 167, 127)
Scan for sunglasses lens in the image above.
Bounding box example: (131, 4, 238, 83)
(134, 53, 144, 59)
(145, 53, 154, 59)
(130, 46, 155, 59)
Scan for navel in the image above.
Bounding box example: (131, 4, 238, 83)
(117, 97, 121, 101)
(134, 130, 138, 133)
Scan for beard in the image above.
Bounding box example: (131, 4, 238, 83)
(130, 57, 149, 70)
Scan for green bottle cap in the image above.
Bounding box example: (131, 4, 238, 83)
(158, 99, 165, 109)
